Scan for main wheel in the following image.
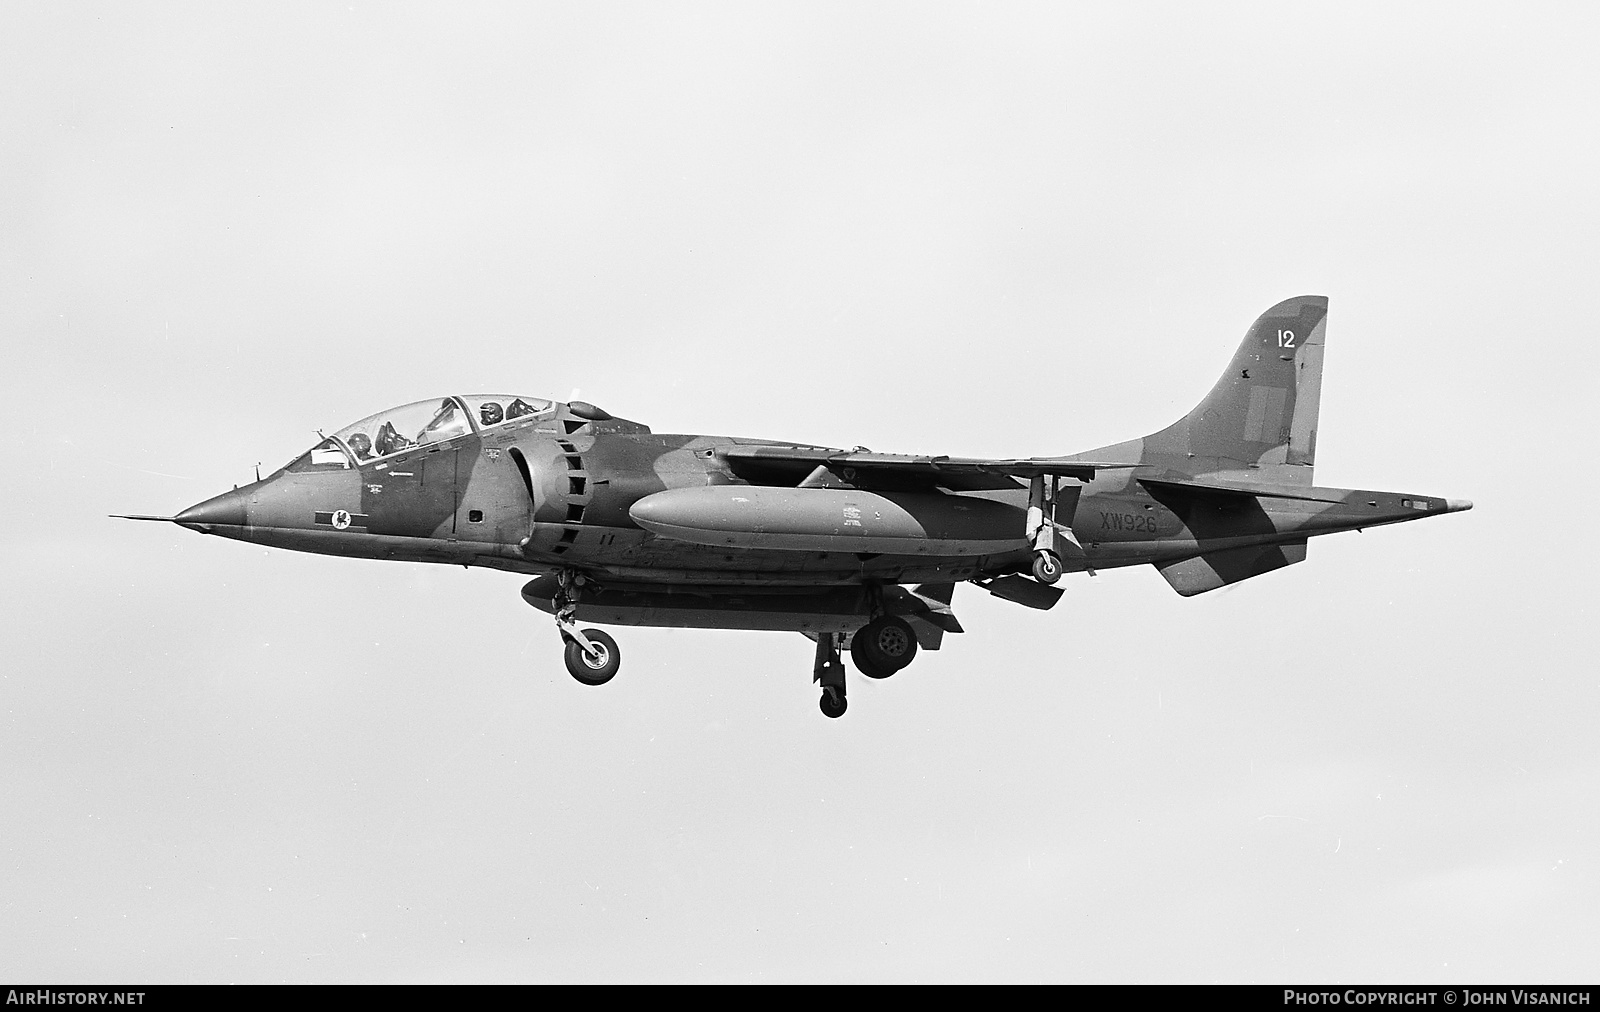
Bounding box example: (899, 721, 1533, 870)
(819, 689, 848, 718)
(1032, 550, 1064, 584)
(849, 635, 895, 679)
(849, 646, 894, 679)
(851, 616, 917, 677)
(563, 629, 620, 685)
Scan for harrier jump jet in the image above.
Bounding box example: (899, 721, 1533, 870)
(119, 297, 1469, 717)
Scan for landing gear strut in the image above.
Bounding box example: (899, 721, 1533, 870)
(553, 569, 621, 685)
(814, 633, 847, 718)
(1027, 474, 1087, 584)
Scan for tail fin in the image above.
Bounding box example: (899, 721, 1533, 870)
(1092, 296, 1328, 485)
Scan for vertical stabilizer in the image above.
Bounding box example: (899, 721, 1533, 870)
(1094, 296, 1328, 485)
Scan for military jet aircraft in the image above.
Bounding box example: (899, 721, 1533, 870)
(119, 296, 1469, 717)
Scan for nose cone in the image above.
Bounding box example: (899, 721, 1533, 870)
(176, 489, 249, 532)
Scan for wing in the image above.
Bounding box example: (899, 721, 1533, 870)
(721, 445, 1137, 492)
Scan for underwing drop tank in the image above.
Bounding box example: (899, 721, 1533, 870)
(628, 486, 1028, 555)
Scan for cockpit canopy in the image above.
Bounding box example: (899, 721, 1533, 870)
(281, 394, 554, 473)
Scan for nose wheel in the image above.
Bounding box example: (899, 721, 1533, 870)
(552, 569, 621, 686)
(563, 628, 619, 685)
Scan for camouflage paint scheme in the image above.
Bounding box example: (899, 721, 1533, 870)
(142, 297, 1469, 706)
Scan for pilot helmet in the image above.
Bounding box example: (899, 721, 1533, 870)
(480, 402, 504, 426)
(347, 432, 373, 459)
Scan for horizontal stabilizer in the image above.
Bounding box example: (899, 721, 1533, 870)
(1154, 539, 1308, 596)
(1138, 477, 1347, 503)
(980, 575, 1064, 610)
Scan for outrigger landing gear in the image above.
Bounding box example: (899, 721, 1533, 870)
(814, 633, 848, 718)
(1026, 473, 1085, 585)
(553, 569, 621, 686)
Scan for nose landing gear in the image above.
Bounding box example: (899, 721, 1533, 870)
(563, 628, 619, 685)
(552, 569, 621, 686)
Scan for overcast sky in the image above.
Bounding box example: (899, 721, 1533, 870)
(3, 2, 1597, 983)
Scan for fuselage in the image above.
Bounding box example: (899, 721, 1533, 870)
(174, 396, 1454, 589)
(139, 296, 1473, 719)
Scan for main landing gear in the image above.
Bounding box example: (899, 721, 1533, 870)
(850, 615, 918, 680)
(542, 570, 925, 719)
(552, 570, 621, 685)
(814, 615, 920, 718)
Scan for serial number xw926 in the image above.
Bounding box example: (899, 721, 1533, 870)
(1100, 510, 1160, 534)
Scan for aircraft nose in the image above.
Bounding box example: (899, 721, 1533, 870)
(1444, 498, 1474, 513)
(175, 489, 249, 532)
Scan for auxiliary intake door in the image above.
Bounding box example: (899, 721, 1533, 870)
(456, 441, 535, 548)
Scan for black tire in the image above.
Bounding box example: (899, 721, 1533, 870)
(849, 634, 895, 679)
(563, 629, 619, 685)
(851, 616, 917, 676)
(1032, 551, 1064, 585)
(819, 690, 848, 718)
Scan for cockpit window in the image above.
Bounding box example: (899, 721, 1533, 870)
(460, 394, 552, 430)
(319, 394, 554, 469)
(419, 398, 469, 443)
(284, 436, 352, 473)
(333, 397, 473, 464)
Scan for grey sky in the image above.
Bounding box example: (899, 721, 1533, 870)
(2, 2, 1596, 982)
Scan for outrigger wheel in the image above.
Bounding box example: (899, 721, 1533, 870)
(563, 628, 620, 685)
(850, 615, 918, 679)
(819, 686, 848, 718)
(1032, 550, 1064, 585)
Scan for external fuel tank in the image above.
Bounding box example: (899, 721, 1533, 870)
(628, 486, 1027, 555)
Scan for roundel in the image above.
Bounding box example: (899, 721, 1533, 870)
(332, 509, 352, 530)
